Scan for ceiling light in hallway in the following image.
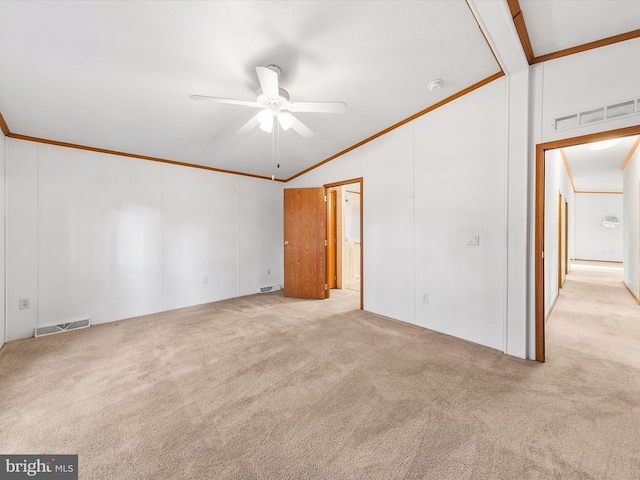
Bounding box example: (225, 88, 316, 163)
(588, 139, 619, 150)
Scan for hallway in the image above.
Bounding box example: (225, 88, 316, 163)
(546, 260, 640, 368)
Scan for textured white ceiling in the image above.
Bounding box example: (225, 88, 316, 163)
(0, 0, 499, 179)
(561, 135, 639, 193)
(1, 1, 639, 180)
(520, 0, 640, 58)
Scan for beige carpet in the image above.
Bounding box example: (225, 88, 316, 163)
(1, 273, 639, 479)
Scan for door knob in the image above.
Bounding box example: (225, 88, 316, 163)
(284, 241, 289, 246)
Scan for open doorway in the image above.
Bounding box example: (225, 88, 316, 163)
(325, 178, 363, 308)
(283, 178, 363, 308)
(327, 183, 361, 292)
(535, 125, 640, 362)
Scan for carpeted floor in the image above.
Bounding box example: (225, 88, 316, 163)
(1, 269, 639, 479)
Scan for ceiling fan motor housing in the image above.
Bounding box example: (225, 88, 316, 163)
(257, 87, 290, 107)
(265, 64, 282, 76)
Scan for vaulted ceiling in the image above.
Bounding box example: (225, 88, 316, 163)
(519, 0, 640, 60)
(0, 1, 639, 181)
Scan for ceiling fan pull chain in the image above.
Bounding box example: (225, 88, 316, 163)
(271, 120, 276, 180)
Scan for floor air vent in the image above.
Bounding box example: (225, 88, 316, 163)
(35, 319, 91, 337)
(259, 284, 282, 293)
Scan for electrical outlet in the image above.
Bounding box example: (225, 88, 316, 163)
(203, 276, 208, 284)
(422, 294, 428, 304)
(466, 234, 480, 246)
(19, 298, 31, 310)
(267, 268, 271, 275)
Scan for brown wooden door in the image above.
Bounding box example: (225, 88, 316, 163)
(283, 187, 328, 299)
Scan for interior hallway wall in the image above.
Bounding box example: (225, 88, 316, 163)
(543, 149, 574, 317)
(574, 193, 623, 262)
(623, 145, 640, 298)
(5, 139, 283, 341)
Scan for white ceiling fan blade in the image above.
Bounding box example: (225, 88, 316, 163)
(237, 112, 262, 135)
(190, 95, 259, 108)
(287, 113, 315, 139)
(255, 66, 279, 99)
(288, 101, 347, 113)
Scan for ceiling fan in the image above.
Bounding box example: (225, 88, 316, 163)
(190, 65, 347, 139)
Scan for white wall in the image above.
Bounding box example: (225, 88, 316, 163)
(362, 124, 416, 325)
(0, 131, 5, 348)
(6, 140, 38, 341)
(5, 139, 282, 341)
(288, 77, 522, 355)
(414, 80, 507, 350)
(238, 176, 284, 296)
(36, 144, 163, 329)
(505, 70, 530, 358)
(574, 194, 623, 262)
(623, 147, 640, 297)
(543, 149, 574, 317)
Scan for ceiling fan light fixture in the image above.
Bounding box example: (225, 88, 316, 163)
(258, 109, 274, 133)
(259, 120, 273, 133)
(192, 64, 345, 139)
(278, 113, 294, 131)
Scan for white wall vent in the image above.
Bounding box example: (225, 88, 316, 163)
(555, 114, 578, 130)
(35, 318, 91, 337)
(259, 284, 282, 293)
(554, 98, 639, 132)
(579, 108, 604, 125)
(607, 100, 634, 119)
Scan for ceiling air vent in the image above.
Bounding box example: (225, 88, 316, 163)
(554, 97, 639, 132)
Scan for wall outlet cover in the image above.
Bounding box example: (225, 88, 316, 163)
(466, 234, 480, 246)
